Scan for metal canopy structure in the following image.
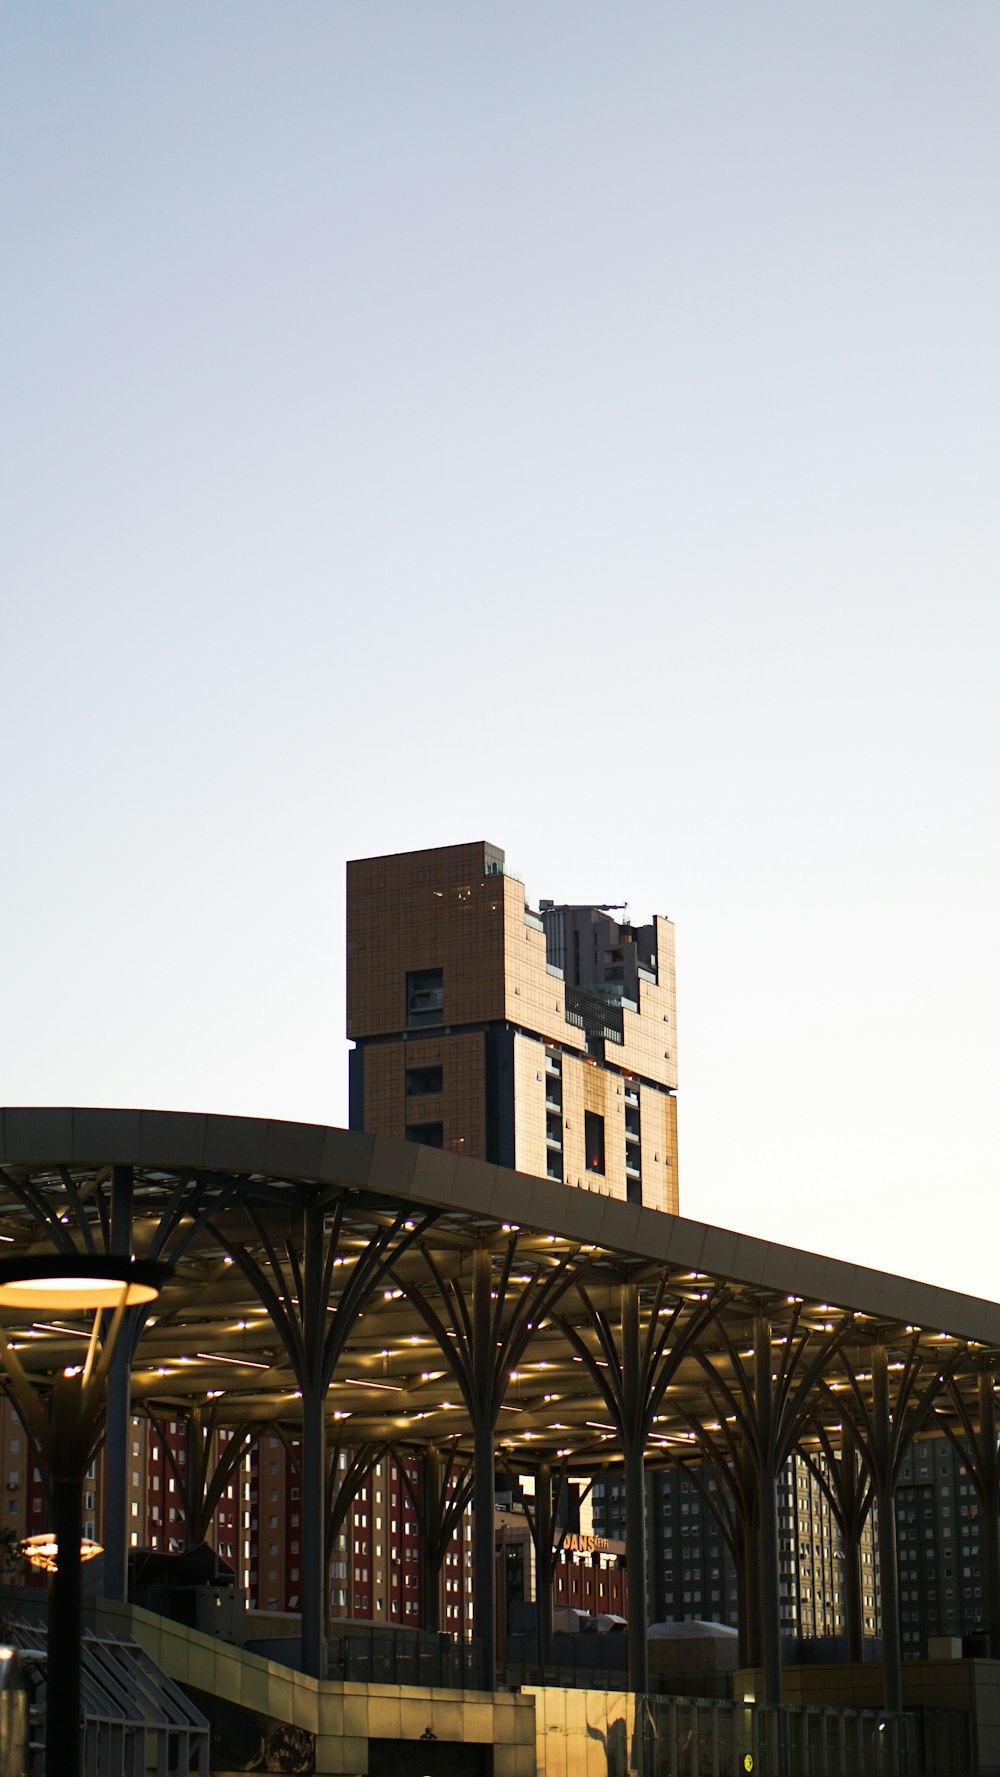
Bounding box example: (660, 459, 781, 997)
(1, 1108, 999, 1714)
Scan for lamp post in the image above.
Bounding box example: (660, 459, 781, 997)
(0, 1255, 172, 1777)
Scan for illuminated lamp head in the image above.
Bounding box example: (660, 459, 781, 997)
(20, 1532, 103, 1573)
(0, 1256, 171, 1312)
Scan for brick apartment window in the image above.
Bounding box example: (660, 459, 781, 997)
(406, 1122, 444, 1148)
(405, 1065, 443, 1096)
(406, 968, 444, 1028)
(585, 1111, 605, 1175)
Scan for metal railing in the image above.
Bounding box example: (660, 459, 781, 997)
(329, 1626, 480, 1691)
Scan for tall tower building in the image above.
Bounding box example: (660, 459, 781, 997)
(347, 840, 679, 1214)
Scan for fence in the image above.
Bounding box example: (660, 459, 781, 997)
(331, 1625, 480, 1690)
(636, 1695, 971, 1777)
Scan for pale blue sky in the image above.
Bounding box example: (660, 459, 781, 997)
(2, 5, 998, 1296)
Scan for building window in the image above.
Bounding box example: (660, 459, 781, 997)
(585, 1112, 605, 1175)
(406, 968, 444, 1028)
(405, 1065, 443, 1096)
(405, 1122, 444, 1149)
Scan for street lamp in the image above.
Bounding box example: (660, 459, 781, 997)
(0, 1255, 172, 1777)
(20, 1531, 104, 1573)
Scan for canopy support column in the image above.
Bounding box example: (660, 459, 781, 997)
(221, 1191, 433, 1680)
(754, 1320, 782, 1708)
(396, 1229, 579, 1694)
(535, 1461, 555, 1670)
(834, 1419, 867, 1664)
(102, 1163, 133, 1601)
(420, 1444, 443, 1634)
(871, 1345, 902, 1714)
(978, 1377, 1000, 1659)
(621, 1280, 649, 1698)
(554, 1270, 726, 1711)
(836, 1332, 954, 1718)
(300, 1206, 327, 1680)
(471, 1247, 497, 1690)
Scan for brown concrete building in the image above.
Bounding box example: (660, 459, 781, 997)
(347, 841, 679, 1214)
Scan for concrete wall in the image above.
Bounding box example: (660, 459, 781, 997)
(524, 1686, 635, 1777)
(91, 1597, 537, 1777)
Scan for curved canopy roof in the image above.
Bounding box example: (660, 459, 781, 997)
(0, 1108, 996, 1473)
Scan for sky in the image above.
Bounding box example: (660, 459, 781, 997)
(2, 4, 998, 1300)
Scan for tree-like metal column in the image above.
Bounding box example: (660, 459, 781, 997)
(555, 1269, 725, 1697)
(695, 1305, 852, 1712)
(471, 1247, 497, 1687)
(974, 1375, 1000, 1659)
(419, 1444, 444, 1634)
(834, 1335, 957, 1715)
(621, 1280, 650, 1697)
(299, 1206, 326, 1676)
(871, 1345, 903, 1712)
(534, 1461, 555, 1669)
(753, 1322, 782, 1709)
(103, 1164, 134, 1597)
(219, 1192, 431, 1678)
(397, 1439, 473, 1639)
(675, 1402, 764, 1671)
(501, 1454, 593, 1670)
(323, 1436, 391, 1637)
(148, 1398, 260, 1551)
(800, 1418, 871, 1663)
(395, 1231, 580, 1690)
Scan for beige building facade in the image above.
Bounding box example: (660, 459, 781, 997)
(347, 841, 679, 1214)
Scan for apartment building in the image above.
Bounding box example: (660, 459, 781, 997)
(595, 1455, 880, 1644)
(347, 840, 679, 1213)
(0, 1396, 242, 1585)
(896, 1435, 989, 1654)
